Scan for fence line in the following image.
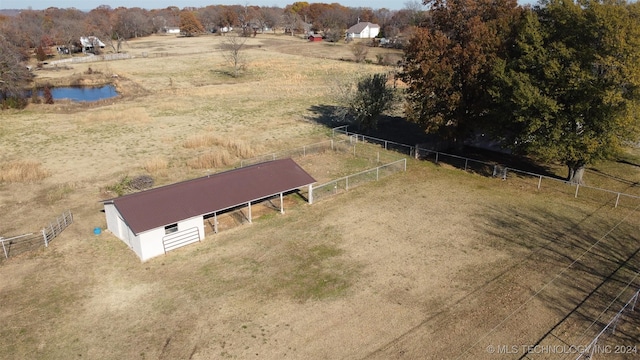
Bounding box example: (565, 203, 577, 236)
(309, 158, 407, 203)
(333, 126, 640, 209)
(0, 210, 73, 261)
(48, 53, 131, 66)
(240, 139, 354, 167)
(575, 285, 640, 360)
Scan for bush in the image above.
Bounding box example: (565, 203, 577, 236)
(43, 86, 54, 104)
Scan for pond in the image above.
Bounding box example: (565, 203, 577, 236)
(43, 85, 118, 102)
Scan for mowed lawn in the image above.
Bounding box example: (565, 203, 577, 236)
(1, 34, 639, 359)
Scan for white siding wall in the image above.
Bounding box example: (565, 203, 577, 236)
(105, 205, 206, 262)
(139, 228, 166, 261)
(104, 203, 143, 260)
(179, 216, 205, 240)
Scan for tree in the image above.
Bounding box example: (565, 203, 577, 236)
(401, 0, 521, 148)
(180, 10, 205, 37)
(351, 42, 369, 62)
(491, 0, 640, 184)
(351, 73, 396, 130)
(221, 35, 246, 77)
(332, 72, 396, 130)
(0, 36, 32, 107)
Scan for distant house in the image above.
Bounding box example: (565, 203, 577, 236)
(79, 36, 105, 54)
(308, 34, 323, 42)
(346, 22, 380, 39)
(164, 27, 181, 34)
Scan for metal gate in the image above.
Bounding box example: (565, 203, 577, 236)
(162, 227, 200, 254)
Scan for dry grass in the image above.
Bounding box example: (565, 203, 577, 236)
(183, 133, 257, 159)
(0, 160, 50, 183)
(186, 149, 233, 169)
(143, 155, 169, 174)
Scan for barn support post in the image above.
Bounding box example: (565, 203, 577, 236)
(435, 152, 439, 164)
(538, 176, 542, 190)
(248, 202, 252, 223)
(308, 184, 313, 204)
(575, 184, 580, 198)
(214, 212, 218, 233)
(280, 193, 284, 214)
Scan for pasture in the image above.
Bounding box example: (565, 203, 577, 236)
(1, 34, 639, 359)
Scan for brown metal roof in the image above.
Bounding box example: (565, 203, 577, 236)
(104, 158, 316, 235)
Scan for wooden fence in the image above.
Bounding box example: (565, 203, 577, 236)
(0, 210, 73, 261)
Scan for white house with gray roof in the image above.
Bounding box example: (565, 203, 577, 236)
(346, 22, 380, 39)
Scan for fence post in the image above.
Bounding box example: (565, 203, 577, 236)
(308, 184, 313, 205)
(384, 140, 388, 150)
(502, 167, 508, 180)
(464, 159, 468, 171)
(538, 176, 542, 190)
(575, 184, 580, 198)
(43, 229, 48, 247)
(493, 165, 497, 177)
(1, 238, 7, 259)
(403, 158, 407, 171)
(615, 193, 620, 208)
(435, 152, 439, 164)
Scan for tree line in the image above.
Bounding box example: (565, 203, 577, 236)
(400, 0, 640, 184)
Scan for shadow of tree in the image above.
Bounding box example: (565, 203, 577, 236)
(473, 203, 640, 357)
(306, 103, 561, 179)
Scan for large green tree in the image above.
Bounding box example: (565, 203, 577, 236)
(492, 0, 640, 184)
(401, 0, 521, 148)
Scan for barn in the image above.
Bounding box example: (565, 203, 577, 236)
(308, 34, 323, 42)
(102, 158, 316, 262)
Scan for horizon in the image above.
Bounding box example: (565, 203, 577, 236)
(0, 1, 403, 11)
(0, 0, 538, 12)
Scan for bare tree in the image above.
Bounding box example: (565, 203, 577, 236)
(0, 35, 32, 107)
(221, 35, 246, 77)
(351, 42, 369, 62)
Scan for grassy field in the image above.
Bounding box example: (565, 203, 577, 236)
(1, 34, 639, 359)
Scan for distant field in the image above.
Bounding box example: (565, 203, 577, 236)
(1, 34, 639, 360)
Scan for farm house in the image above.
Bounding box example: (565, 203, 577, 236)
(102, 159, 316, 262)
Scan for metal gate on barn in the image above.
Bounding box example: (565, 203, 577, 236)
(162, 227, 201, 254)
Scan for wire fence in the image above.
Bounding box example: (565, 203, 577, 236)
(240, 139, 351, 167)
(574, 285, 640, 360)
(333, 126, 640, 210)
(0, 210, 73, 261)
(310, 158, 407, 203)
